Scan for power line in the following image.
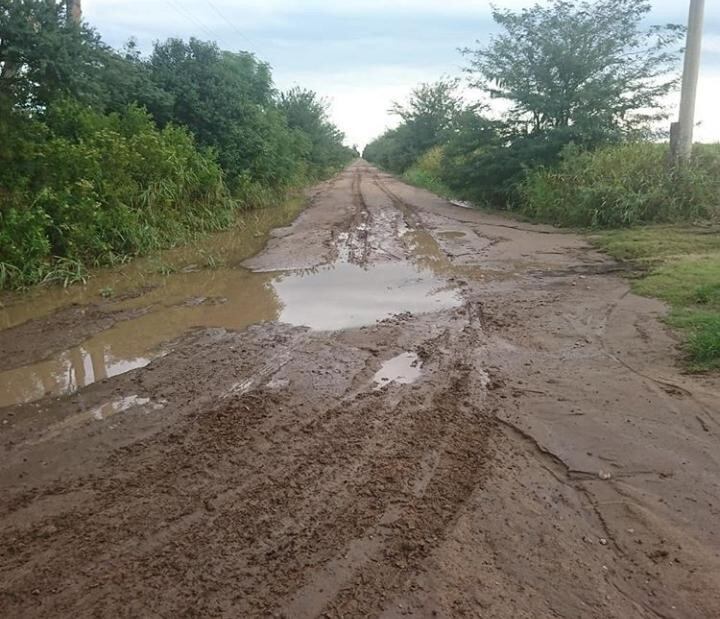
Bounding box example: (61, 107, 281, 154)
(205, 0, 261, 53)
(162, 0, 218, 41)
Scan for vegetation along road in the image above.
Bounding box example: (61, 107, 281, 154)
(2, 0, 720, 617)
(1, 161, 719, 617)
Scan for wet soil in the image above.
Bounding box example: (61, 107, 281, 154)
(1, 162, 719, 618)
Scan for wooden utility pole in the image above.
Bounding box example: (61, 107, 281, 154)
(66, 0, 82, 25)
(670, 0, 705, 163)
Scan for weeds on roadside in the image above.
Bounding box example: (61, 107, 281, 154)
(521, 143, 720, 228)
(595, 227, 720, 371)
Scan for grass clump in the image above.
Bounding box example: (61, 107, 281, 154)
(402, 147, 456, 199)
(595, 226, 720, 371)
(0, 102, 234, 290)
(521, 143, 720, 228)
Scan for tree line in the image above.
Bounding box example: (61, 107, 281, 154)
(364, 0, 719, 228)
(0, 0, 357, 289)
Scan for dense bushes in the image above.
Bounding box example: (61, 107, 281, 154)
(363, 0, 697, 226)
(401, 147, 454, 199)
(146, 39, 312, 191)
(520, 144, 720, 227)
(364, 79, 464, 175)
(0, 102, 232, 288)
(0, 1, 356, 289)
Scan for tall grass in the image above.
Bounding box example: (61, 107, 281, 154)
(402, 147, 455, 199)
(521, 143, 720, 228)
(0, 103, 235, 290)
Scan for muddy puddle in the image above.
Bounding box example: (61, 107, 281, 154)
(0, 260, 459, 407)
(373, 352, 423, 389)
(0, 225, 463, 407)
(0, 196, 307, 331)
(274, 261, 459, 330)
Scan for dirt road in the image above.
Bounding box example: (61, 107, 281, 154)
(1, 161, 719, 618)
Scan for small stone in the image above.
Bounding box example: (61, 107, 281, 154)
(598, 471, 612, 480)
(599, 538, 608, 546)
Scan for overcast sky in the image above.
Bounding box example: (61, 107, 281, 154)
(84, 0, 720, 148)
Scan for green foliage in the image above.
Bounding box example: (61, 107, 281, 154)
(402, 147, 454, 199)
(685, 315, 720, 370)
(364, 79, 463, 173)
(365, 0, 685, 211)
(595, 226, 720, 370)
(441, 114, 588, 206)
(147, 38, 305, 190)
(596, 225, 720, 262)
(0, 2, 353, 290)
(1, 0, 101, 109)
(462, 0, 683, 136)
(521, 143, 720, 227)
(278, 87, 356, 177)
(389, 79, 464, 159)
(0, 101, 232, 288)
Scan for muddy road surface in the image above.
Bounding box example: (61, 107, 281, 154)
(1, 161, 719, 618)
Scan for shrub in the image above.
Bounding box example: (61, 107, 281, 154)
(521, 143, 720, 227)
(0, 101, 232, 288)
(402, 147, 454, 198)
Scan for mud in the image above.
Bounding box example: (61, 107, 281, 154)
(1, 162, 719, 618)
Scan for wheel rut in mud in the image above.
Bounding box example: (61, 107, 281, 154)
(1, 161, 719, 618)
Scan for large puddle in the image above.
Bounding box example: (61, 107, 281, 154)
(275, 261, 458, 330)
(0, 211, 463, 407)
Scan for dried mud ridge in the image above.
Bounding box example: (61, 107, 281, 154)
(1, 162, 719, 618)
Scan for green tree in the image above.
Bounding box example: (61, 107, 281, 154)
(97, 39, 174, 118)
(278, 87, 353, 175)
(0, 0, 102, 110)
(463, 0, 683, 137)
(390, 78, 463, 151)
(364, 79, 464, 173)
(148, 38, 306, 189)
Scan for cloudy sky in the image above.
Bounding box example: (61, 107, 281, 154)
(84, 0, 720, 148)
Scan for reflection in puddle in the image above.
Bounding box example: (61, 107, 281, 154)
(0, 220, 464, 407)
(0, 345, 152, 408)
(373, 352, 423, 389)
(27, 395, 165, 446)
(275, 261, 460, 331)
(0, 197, 308, 331)
(90, 395, 165, 420)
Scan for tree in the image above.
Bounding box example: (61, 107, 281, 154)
(0, 0, 102, 110)
(364, 78, 465, 173)
(148, 38, 306, 188)
(389, 78, 464, 158)
(278, 87, 353, 175)
(463, 0, 684, 137)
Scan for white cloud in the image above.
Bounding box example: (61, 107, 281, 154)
(83, 0, 720, 145)
(669, 65, 720, 144)
(274, 65, 449, 148)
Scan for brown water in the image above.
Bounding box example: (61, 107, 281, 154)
(0, 198, 306, 330)
(0, 211, 465, 408)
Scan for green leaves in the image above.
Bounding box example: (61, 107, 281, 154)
(0, 3, 353, 289)
(278, 87, 355, 177)
(462, 0, 683, 136)
(520, 143, 720, 227)
(364, 79, 464, 173)
(0, 100, 231, 288)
